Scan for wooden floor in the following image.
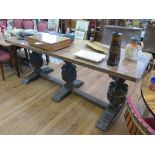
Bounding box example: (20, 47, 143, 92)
(0, 60, 147, 135)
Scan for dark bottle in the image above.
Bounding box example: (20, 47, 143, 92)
(107, 32, 122, 66)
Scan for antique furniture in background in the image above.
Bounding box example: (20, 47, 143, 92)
(0, 19, 8, 30)
(0, 36, 21, 79)
(87, 19, 108, 42)
(143, 25, 155, 58)
(36, 21, 49, 65)
(22, 20, 35, 65)
(13, 19, 23, 29)
(87, 19, 96, 41)
(0, 50, 11, 80)
(23, 20, 34, 30)
(124, 96, 155, 135)
(108, 19, 126, 27)
(58, 19, 71, 34)
(37, 21, 48, 32)
(101, 25, 144, 48)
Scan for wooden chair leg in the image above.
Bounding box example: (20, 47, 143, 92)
(18, 58, 23, 74)
(24, 48, 29, 60)
(0, 63, 5, 81)
(9, 60, 13, 68)
(46, 54, 50, 65)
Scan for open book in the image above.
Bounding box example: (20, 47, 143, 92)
(75, 50, 106, 62)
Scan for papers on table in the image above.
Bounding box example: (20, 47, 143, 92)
(75, 50, 106, 62)
(86, 41, 109, 54)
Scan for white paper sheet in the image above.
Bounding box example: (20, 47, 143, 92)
(75, 50, 106, 62)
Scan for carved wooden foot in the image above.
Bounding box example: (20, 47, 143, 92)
(22, 51, 53, 84)
(22, 71, 40, 84)
(52, 86, 71, 102)
(96, 104, 123, 131)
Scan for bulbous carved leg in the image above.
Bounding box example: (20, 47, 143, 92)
(107, 77, 128, 107)
(22, 51, 53, 84)
(62, 62, 77, 88)
(52, 61, 83, 102)
(96, 76, 128, 131)
(30, 52, 43, 73)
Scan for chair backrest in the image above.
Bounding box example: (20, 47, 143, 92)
(37, 21, 48, 32)
(124, 96, 155, 135)
(101, 25, 144, 48)
(23, 20, 34, 29)
(13, 19, 23, 29)
(143, 25, 155, 54)
(0, 19, 7, 29)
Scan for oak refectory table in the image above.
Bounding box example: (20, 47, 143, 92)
(5, 36, 152, 131)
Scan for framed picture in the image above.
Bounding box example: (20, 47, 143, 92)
(75, 20, 89, 32)
(75, 30, 85, 40)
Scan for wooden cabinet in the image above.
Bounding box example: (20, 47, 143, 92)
(87, 19, 108, 42)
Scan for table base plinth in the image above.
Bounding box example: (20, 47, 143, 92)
(22, 67, 53, 84)
(96, 104, 123, 131)
(52, 80, 84, 102)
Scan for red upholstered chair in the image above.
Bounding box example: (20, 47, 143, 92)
(124, 96, 155, 135)
(22, 20, 34, 65)
(0, 20, 8, 33)
(37, 21, 50, 64)
(37, 21, 48, 32)
(23, 20, 34, 29)
(0, 19, 7, 29)
(0, 50, 11, 80)
(13, 19, 23, 29)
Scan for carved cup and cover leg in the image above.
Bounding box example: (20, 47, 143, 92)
(22, 51, 53, 84)
(96, 76, 128, 131)
(62, 62, 77, 88)
(52, 61, 84, 102)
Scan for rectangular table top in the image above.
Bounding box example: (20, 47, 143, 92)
(52, 40, 152, 82)
(5, 36, 50, 53)
(5, 37, 152, 82)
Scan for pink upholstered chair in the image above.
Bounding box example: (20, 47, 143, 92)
(37, 21, 48, 32)
(37, 21, 50, 64)
(22, 20, 34, 65)
(0, 50, 11, 80)
(23, 20, 34, 29)
(124, 96, 155, 135)
(13, 19, 23, 29)
(0, 20, 8, 33)
(0, 19, 7, 29)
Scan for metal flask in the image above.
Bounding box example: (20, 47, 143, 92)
(107, 32, 122, 66)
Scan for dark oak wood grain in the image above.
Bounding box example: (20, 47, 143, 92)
(52, 40, 152, 82)
(5, 37, 152, 82)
